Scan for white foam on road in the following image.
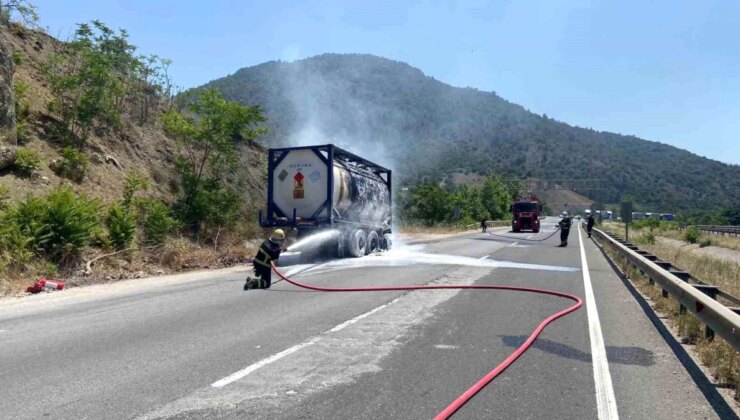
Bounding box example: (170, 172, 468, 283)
(578, 225, 619, 419)
(290, 245, 578, 278)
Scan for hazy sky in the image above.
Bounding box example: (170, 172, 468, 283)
(33, 0, 740, 165)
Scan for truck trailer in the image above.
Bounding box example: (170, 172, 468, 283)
(260, 144, 392, 258)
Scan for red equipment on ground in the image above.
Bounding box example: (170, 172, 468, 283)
(26, 279, 65, 294)
(511, 195, 542, 233)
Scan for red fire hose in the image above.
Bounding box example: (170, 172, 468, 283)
(272, 262, 583, 419)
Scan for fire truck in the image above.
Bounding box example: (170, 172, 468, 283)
(511, 195, 542, 233)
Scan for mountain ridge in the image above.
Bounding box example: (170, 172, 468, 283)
(200, 53, 739, 212)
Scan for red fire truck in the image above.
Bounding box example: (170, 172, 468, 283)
(511, 195, 542, 233)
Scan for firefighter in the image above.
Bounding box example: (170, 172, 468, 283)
(558, 211, 572, 247)
(244, 229, 285, 290)
(586, 213, 595, 238)
(481, 218, 488, 233)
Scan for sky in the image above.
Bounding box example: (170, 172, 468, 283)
(32, 0, 740, 165)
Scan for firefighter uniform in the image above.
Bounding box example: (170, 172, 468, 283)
(587, 215, 595, 238)
(558, 212, 572, 247)
(245, 230, 284, 290)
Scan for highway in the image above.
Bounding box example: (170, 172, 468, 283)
(0, 218, 735, 419)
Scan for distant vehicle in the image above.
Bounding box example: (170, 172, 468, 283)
(511, 195, 542, 233)
(660, 213, 674, 221)
(575, 215, 582, 220)
(632, 212, 646, 220)
(260, 144, 392, 258)
(604, 210, 613, 220)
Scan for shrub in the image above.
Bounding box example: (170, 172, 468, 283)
(635, 231, 656, 245)
(13, 148, 41, 177)
(37, 187, 100, 262)
(685, 226, 700, 244)
(0, 223, 34, 270)
(0, 185, 10, 210)
(5, 187, 100, 263)
(141, 199, 179, 245)
(699, 238, 712, 248)
(12, 50, 22, 65)
(13, 81, 31, 143)
(107, 203, 136, 250)
(53, 147, 89, 182)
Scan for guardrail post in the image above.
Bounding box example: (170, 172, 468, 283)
(671, 270, 691, 314)
(694, 285, 719, 340)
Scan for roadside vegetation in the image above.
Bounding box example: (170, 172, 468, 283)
(596, 223, 740, 399)
(0, 4, 264, 294)
(396, 176, 541, 228)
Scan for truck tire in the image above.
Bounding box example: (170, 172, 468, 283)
(366, 231, 380, 255)
(534, 222, 540, 233)
(382, 233, 393, 251)
(348, 229, 367, 258)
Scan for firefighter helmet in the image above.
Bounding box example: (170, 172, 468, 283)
(272, 229, 286, 241)
(562, 211, 569, 216)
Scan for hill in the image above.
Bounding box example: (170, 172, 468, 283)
(0, 21, 266, 294)
(201, 53, 740, 212)
(1, 23, 266, 206)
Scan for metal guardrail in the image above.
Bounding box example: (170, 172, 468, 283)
(678, 225, 740, 237)
(590, 226, 740, 350)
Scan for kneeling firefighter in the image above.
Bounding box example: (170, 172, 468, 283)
(558, 211, 572, 247)
(244, 229, 285, 290)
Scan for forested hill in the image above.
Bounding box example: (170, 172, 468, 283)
(201, 53, 740, 212)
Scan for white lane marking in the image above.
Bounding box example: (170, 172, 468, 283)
(329, 297, 401, 333)
(212, 297, 403, 388)
(211, 339, 319, 388)
(434, 344, 458, 350)
(478, 255, 490, 260)
(578, 225, 619, 419)
(526, 235, 534, 239)
(0, 329, 7, 333)
(511, 242, 519, 246)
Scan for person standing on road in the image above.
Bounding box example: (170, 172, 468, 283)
(586, 213, 595, 238)
(481, 218, 488, 233)
(558, 211, 572, 247)
(245, 229, 285, 290)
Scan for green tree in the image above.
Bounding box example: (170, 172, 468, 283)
(406, 183, 452, 226)
(1, 1, 39, 27)
(480, 176, 511, 220)
(161, 88, 265, 236)
(450, 184, 487, 225)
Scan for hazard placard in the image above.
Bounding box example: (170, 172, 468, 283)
(293, 172, 305, 199)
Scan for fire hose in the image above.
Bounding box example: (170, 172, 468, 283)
(486, 226, 562, 242)
(271, 262, 583, 419)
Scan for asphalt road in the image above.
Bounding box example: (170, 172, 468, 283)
(0, 218, 734, 419)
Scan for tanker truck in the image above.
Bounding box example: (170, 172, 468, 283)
(260, 144, 392, 258)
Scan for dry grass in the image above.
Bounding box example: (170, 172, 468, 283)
(599, 236, 740, 400)
(0, 238, 258, 296)
(664, 229, 740, 252)
(644, 242, 740, 299)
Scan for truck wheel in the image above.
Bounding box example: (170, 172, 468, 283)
(366, 231, 380, 255)
(348, 229, 367, 258)
(382, 233, 393, 251)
